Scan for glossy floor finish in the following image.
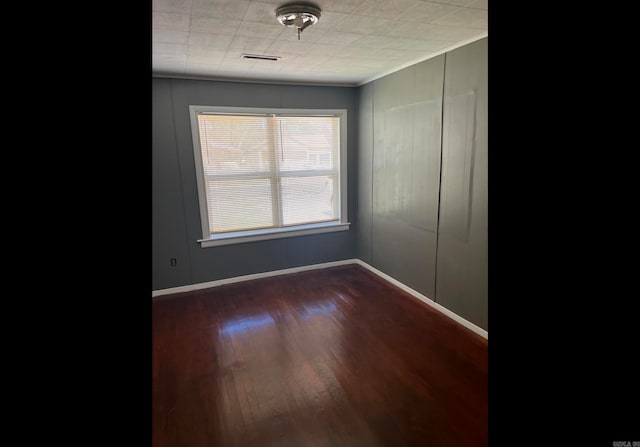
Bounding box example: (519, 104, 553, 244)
(152, 265, 487, 447)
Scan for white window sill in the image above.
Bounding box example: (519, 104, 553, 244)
(198, 222, 351, 248)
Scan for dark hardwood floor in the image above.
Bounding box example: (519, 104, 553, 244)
(152, 264, 487, 447)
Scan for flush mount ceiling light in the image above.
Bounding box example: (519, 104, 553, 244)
(275, 3, 321, 40)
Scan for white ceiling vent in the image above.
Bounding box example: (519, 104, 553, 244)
(275, 3, 321, 40)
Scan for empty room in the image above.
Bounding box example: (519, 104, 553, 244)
(152, 0, 487, 445)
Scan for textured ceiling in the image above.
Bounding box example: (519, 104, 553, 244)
(152, 0, 488, 86)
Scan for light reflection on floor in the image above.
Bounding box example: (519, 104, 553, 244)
(219, 298, 340, 336)
(220, 314, 275, 336)
(214, 296, 344, 437)
(299, 301, 337, 320)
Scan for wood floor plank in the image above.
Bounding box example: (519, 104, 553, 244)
(153, 264, 487, 447)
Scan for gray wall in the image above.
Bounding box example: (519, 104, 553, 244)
(152, 78, 358, 290)
(357, 38, 487, 330)
(436, 40, 488, 330)
(358, 56, 445, 299)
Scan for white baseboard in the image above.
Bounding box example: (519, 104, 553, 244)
(151, 259, 357, 298)
(152, 258, 488, 340)
(353, 260, 488, 339)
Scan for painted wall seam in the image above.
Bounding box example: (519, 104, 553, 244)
(433, 52, 447, 304)
(370, 81, 375, 266)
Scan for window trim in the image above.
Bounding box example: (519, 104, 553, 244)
(189, 105, 349, 247)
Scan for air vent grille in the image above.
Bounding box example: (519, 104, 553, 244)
(241, 54, 281, 61)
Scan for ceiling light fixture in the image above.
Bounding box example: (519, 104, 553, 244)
(275, 3, 321, 40)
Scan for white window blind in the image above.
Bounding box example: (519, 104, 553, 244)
(190, 107, 347, 245)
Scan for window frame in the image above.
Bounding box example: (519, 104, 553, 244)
(189, 105, 350, 248)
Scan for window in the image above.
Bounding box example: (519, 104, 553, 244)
(189, 106, 349, 247)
